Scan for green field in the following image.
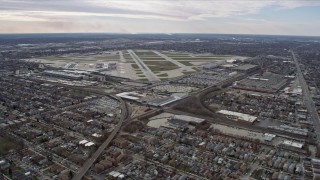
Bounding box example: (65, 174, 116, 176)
(134, 51, 157, 56)
(162, 52, 190, 56)
(157, 73, 169, 77)
(41, 54, 120, 62)
(0, 137, 16, 154)
(182, 71, 196, 75)
(178, 61, 194, 66)
(131, 64, 139, 69)
(144, 61, 179, 71)
(166, 56, 192, 59)
(140, 58, 165, 61)
(192, 67, 200, 72)
(171, 57, 228, 61)
(160, 78, 169, 81)
(195, 55, 232, 57)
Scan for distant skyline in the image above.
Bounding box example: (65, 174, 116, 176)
(1, 0, 320, 36)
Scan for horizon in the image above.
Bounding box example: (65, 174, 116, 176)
(1, 0, 320, 36)
(0, 32, 320, 38)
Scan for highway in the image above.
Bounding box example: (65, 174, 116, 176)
(71, 97, 129, 180)
(127, 50, 160, 81)
(291, 50, 320, 143)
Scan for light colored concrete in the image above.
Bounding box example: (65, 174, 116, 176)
(119, 51, 126, 63)
(128, 50, 160, 81)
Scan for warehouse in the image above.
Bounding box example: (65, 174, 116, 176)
(233, 64, 259, 73)
(217, 110, 257, 124)
(233, 72, 289, 93)
(169, 115, 206, 126)
(116, 92, 145, 100)
(43, 70, 84, 80)
(282, 140, 303, 149)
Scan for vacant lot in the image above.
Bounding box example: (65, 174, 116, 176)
(0, 137, 16, 155)
(134, 51, 157, 56)
(140, 57, 165, 61)
(171, 57, 228, 61)
(178, 61, 194, 66)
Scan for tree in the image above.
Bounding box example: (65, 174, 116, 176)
(316, 145, 320, 158)
(8, 168, 12, 177)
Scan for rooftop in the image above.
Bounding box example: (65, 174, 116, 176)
(283, 140, 303, 149)
(172, 115, 206, 124)
(217, 110, 257, 123)
(234, 64, 258, 71)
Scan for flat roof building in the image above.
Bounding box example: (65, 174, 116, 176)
(43, 70, 84, 80)
(116, 92, 144, 100)
(170, 115, 206, 125)
(283, 140, 303, 149)
(217, 110, 257, 124)
(233, 64, 259, 73)
(264, 133, 276, 141)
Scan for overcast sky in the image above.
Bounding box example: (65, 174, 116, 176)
(1, 0, 320, 35)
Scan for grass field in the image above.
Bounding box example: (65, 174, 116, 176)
(182, 71, 196, 75)
(143, 61, 176, 66)
(0, 137, 15, 155)
(162, 52, 190, 56)
(178, 61, 194, 66)
(41, 54, 120, 62)
(131, 64, 139, 69)
(166, 56, 192, 59)
(192, 67, 200, 72)
(144, 61, 179, 72)
(171, 57, 228, 61)
(140, 58, 165, 61)
(160, 78, 169, 81)
(134, 51, 157, 56)
(157, 73, 169, 77)
(195, 55, 232, 57)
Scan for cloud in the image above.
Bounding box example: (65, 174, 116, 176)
(1, 0, 320, 22)
(0, 0, 320, 34)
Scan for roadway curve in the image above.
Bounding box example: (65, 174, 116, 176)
(71, 97, 128, 180)
(291, 50, 320, 143)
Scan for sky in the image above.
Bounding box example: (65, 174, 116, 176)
(0, 0, 320, 35)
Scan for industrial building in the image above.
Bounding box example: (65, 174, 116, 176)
(282, 140, 303, 149)
(233, 64, 259, 73)
(264, 133, 276, 141)
(217, 110, 257, 124)
(43, 70, 84, 80)
(148, 95, 185, 107)
(116, 92, 145, 101)
(233, 72, 289, 93)
(169, 115, 206, 126)
(95, 62, 117, 72)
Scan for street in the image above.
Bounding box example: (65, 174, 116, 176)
(291, 50, 320, 143)
(71, 97, 129, 180)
